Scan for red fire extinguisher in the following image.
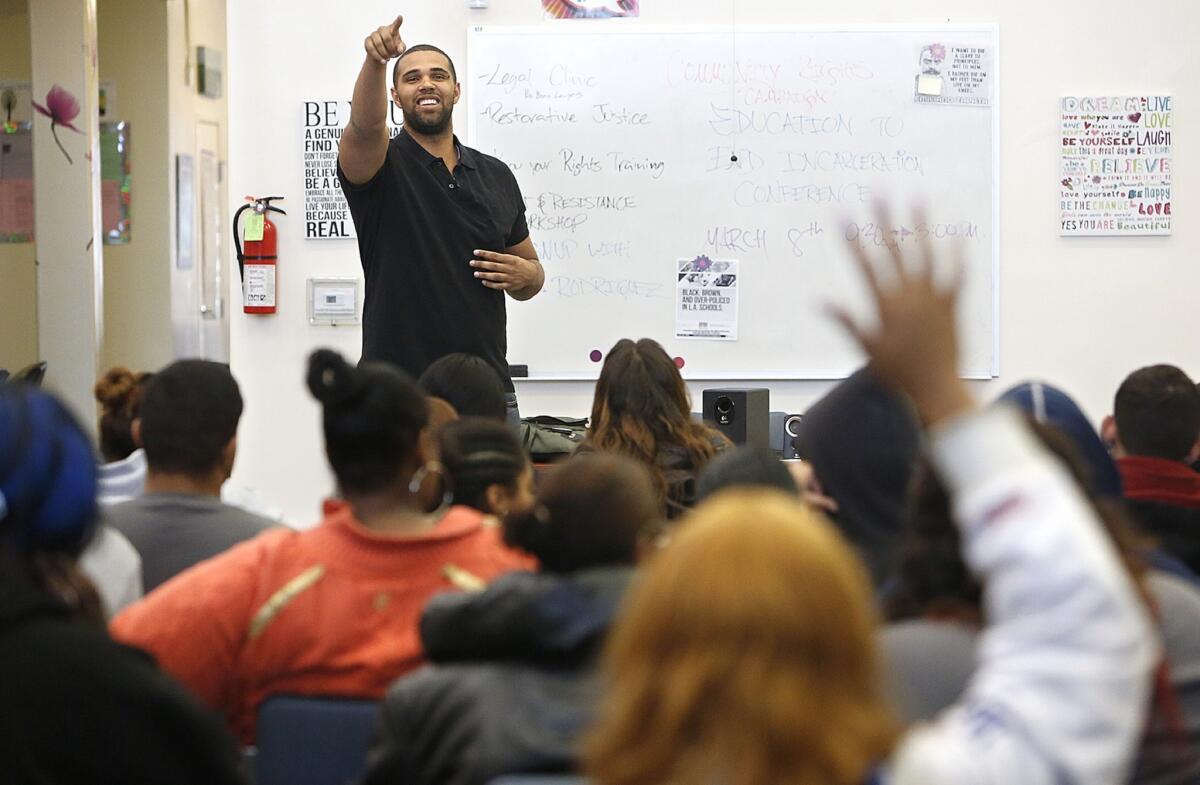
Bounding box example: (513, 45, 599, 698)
(233, 195, 285, 314)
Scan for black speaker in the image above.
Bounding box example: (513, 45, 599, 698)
(703, 388, 770, 447)
(768, 411, 803, 458)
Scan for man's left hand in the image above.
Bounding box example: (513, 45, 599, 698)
(470, 249, 544, 300)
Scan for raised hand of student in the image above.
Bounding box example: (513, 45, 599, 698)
(831, 205, 972, 427)
(365, 15, 406, 64)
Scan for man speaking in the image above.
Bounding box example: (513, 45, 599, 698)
(337, 15, 543, 424)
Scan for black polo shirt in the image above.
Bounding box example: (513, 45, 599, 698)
(338, 128, 528, 391)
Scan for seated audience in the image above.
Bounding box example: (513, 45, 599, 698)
(439, 417, 536, 517)
(363, 454, 658, 785)
(104, 360, 276, 591)
(412, 396, 460, 512)
(78, 523, 142, 619)
(579, 338, 729, 518)
(793, 366, 921, 586)
(883, 420, 1200, 784)
(1106, 365, 1200, 572)
(695, 445, 800, 501)
(695, 445, 840, 513)
(1001, 380, 1197, 582)
(585, 213, 1157, 785)
(111, 349, 530, 744)
(94, 365, 152, 504)
(0, 384, 244, 784)
(418, 353, 508, 421)
(82, 366, 149, 617)
(84, 364, 152, 619)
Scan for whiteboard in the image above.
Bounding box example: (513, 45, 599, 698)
(467, 25, 999, 380)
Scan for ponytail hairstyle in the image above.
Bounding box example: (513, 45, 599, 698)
(505, 454, 658, 573)
(438, 417, 527, 512)
(93, 366, 153, 462)
(306, 349, 428, 495)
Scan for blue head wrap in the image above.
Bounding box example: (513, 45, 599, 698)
(0, 386, 98, 552)
(998, 381, 1124, 500)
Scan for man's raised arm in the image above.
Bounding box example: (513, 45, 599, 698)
(339, 15, 405, 185)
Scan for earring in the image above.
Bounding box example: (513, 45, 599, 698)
(408, 461, 454, 516)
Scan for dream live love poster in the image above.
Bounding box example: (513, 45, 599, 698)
(1060, 95, 1172, 236)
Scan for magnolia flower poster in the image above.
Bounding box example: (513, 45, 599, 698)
(1060, 95, 1172, 236)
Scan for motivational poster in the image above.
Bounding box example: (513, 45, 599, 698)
(1060, 95, 1172, 236)
(301, 100, 400, 240)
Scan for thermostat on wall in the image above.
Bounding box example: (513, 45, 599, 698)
(307, 278, 360, 326)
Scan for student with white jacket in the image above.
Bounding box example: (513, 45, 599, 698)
(584, 209, 1159, 785)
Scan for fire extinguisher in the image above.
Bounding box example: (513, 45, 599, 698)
(233, 195, 286, 315)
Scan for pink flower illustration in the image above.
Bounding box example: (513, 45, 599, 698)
(32, 84, 82, 164)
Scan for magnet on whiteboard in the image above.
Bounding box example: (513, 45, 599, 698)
(917, 74, 943, 96)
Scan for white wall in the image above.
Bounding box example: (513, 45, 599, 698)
(167, 0, 230, 362)
(228, 0, 1200, 526)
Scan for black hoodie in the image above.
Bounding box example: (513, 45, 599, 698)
(0, 561, 245, 785)
(361, 566, 634, 785)
(793, 367, 921, 587)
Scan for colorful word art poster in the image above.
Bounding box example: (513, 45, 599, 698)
(913, 43, 992, 107)
(676, 256, 738, 341)
(1060, 95, 1172, 236)
(542, 0, 639, 19)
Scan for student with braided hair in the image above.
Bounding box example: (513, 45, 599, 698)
(112, 349, 529, 744)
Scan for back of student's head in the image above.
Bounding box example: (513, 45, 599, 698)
(886, 419, 1148, 622)
(590, 338, 692, 440)
(439, 417, 528, 513)
(505, 454, 658, 573)
(1114, 364, 1200, 461)
(999, 381, 1123, 499)
(793, 366, 920, 585)
(588, 338, 725, 514)
(585, 490, 896, 785)
(138, 360, 241, 476)
(417, 353, 507, 420)
(307, 349, 428, 495)
(695, 446, 799, 503)
(0, 385, 98, 556)
(94, 366, 153, 462)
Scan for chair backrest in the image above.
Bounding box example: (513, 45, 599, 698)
(11, 362, 47, 387)
(255, 695, 381, 785)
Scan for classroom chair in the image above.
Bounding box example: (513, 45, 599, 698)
(255, 694, 381, 785)
(10, 361, 47, 387)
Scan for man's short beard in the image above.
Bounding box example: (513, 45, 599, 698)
(402, 105, 453, 136)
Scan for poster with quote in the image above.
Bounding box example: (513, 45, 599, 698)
(302, 100, 400, 239)
(675, 256, 738, 341)
(1060, 95, 1172, 236)
(913, 43, 992, 107)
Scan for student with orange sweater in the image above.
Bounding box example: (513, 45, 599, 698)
(111, 349, 530, 744)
